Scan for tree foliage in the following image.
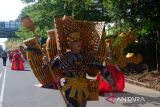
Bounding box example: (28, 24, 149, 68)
(17, 0, 110, 39)
(103, 0, 160, 36)
(102, 0, 160, 71)
(17, 0, 65, 38)
(15, 0, 160, 71)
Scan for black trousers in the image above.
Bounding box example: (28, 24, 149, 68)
(2, 57, 7, 66)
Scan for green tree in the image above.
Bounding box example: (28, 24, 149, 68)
(103, 0, 160, 71)
(103, 0, 160, 35)
(17, 0, 111, 39)
(17, 0, 65, 39)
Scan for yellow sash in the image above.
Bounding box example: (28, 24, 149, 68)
(62, 78, 89, 103)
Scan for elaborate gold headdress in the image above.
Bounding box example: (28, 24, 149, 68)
(54, 16, 105, 53)
(67, 32, 81, 42)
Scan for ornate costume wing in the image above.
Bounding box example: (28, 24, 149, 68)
(54, 16, 105, 54)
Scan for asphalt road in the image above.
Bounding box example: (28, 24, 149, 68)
(0, 59, 160, 107)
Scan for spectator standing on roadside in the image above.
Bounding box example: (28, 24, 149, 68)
(1, 50, 8, 66)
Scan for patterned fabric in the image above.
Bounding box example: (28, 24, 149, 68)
(51, 51, 96, 78)
(96, 64, 125, 94)
(54, 16, 105, 53)
(11, 52, 24, 70)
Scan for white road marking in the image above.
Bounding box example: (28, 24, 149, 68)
(0, 67, 7, 107)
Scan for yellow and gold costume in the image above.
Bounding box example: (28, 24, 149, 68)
(22, 15, 113, 107)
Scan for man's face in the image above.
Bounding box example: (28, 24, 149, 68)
(70, 40, 82, 51)
(106, 42, 111, 47)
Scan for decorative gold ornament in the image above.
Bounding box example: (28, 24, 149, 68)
(67, 32, 81, 42)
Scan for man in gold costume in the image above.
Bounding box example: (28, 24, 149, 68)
(50, 31, 113, 107)
(21, 15, 114, 107)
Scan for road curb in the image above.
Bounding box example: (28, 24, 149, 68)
(125, 78, 160, 92)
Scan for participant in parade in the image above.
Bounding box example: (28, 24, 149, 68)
(11, 49, 24, 70)
(49, 31, 113, 107)
(8, 50, 14, 63)
(96, 38, 125, 95)
(1, 50, 8, 66)
(21, 15, 115, 107)
(18, 45, 27, 62)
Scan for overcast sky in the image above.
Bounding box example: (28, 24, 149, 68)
(0, 0, 27, 49)
(0, 0, 27, 21)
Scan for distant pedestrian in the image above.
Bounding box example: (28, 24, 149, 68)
(1, 50, 8, 66)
